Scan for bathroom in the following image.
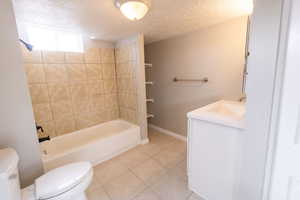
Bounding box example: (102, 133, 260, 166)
(1, 0, 299, 200)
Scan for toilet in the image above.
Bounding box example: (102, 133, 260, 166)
(0, 148, 93, 200)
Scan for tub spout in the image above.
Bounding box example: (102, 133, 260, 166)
(39, 136, 50, 143)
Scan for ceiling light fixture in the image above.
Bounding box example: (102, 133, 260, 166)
(115, 0, 151, 21)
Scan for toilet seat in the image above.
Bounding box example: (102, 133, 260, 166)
(21, 167, 93, 200)
(0, 147, 92, 200)
(35, 162, 92, 200)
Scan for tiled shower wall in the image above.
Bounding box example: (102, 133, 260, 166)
(21, 45, 119, 138)
(115, 41, 138, 124)
(115, 35, 148, 140)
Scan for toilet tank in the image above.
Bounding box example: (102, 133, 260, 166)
(0, 148, 21, 200)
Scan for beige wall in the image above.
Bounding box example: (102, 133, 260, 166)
(21, 47, 119, 138)
(115, 40, 139, 123)
(0, 0, 43, 187)
(116, 34, 148, 140)
(145, 16, 248, 136)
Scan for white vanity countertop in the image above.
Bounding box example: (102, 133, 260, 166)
(187, 100, 246, 129)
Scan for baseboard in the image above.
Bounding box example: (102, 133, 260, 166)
(140, 138, 149, 144)
(188, 184, 208, 200)
(148, 124, 187, 142)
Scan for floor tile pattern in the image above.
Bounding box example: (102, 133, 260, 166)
(87, 129, 204, 200)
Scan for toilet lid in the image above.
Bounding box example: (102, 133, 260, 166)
(35, 162, 92, 200)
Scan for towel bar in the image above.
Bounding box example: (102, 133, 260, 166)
(173, 77, 208, 83)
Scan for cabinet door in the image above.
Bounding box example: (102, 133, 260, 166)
(188, 118, 241, 200)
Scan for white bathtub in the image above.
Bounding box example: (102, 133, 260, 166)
(40, 120, 141, 171)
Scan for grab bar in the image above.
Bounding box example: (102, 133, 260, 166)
(173, 77, 208, 83)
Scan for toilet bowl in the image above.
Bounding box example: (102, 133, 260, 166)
(0, 148, 93, 200)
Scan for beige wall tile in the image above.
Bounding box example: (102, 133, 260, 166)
(51, 100, 73, 119)
(116, 45, 136, 63)
(70, 83, 89, 101)
(24, 64, 46, 83)
(117, 78, 125, 93)
(28, 84, 49, 104)
(91, 111, 106, 124)
(117, 62, 135, 78)
(115, 46, 129, 63)
(121, 108, 137, 124)
(33, 103, 53, 122)
(111, 108, 120, 120)
(72, 99, 91, 114)
(21, 47, 42, 63)
(44, 64, 68, 82)
(119, 108, 127, 121)
(101, 48, 115, 63)
(118, 93, 137, 110)
(127, 94, 137, 109)
(75, 112, 97, 130)
(117, 78, 136, 93)
(55, 115, 76, 136)
(66, 64, 87, 82)
(48, 83, 70, 102)
(129, 77, 137, 94)
(118, 93, 127, 108)
(102, 63, 116, 79)
(104, 94, 118, 110)
(43, 51, 65, 63)
(87, 80, 104, 97)
(101, 109, 116, 122)
(129, 109, 137, 124)
(65, 52, 84, 63)
(128, 43, 137, 61)
(103, 79, 117, 94)
(116, 41, 141, 126)
(23, 47, 121, 138)
(85, 48, 101, 63)
(129, 62, 137, 77)
(86, 64, 102, 80)
(90, 95, 105, 111)
(116, 62, 125, 77)
(118, 93, 126, 107)
(114, 48, 120, 63)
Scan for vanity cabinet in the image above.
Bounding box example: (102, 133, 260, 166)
(187, 100, 245, 200)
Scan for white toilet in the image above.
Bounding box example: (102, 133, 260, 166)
(0, 148, 93, 200)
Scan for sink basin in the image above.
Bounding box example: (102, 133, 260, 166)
(187, 100, 245, 129)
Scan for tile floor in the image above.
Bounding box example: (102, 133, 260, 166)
(86, 128, 204, 200)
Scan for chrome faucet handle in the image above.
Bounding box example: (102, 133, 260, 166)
(36, 124, 44, 133)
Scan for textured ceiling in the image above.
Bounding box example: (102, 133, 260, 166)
(13, 0, 252, 44)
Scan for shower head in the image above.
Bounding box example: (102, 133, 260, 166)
(19, 39, 33, 51)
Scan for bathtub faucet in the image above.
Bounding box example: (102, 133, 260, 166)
(36, 124, 44, 133)
(39, 136, 50, 143)
(36, 123, 50, 143)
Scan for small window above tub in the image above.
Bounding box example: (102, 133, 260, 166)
(26, 26, 83, 53)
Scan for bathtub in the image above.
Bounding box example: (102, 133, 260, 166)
(40, 120, 141, 171)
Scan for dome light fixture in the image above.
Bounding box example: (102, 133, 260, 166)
(115, 0, 151, 21)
